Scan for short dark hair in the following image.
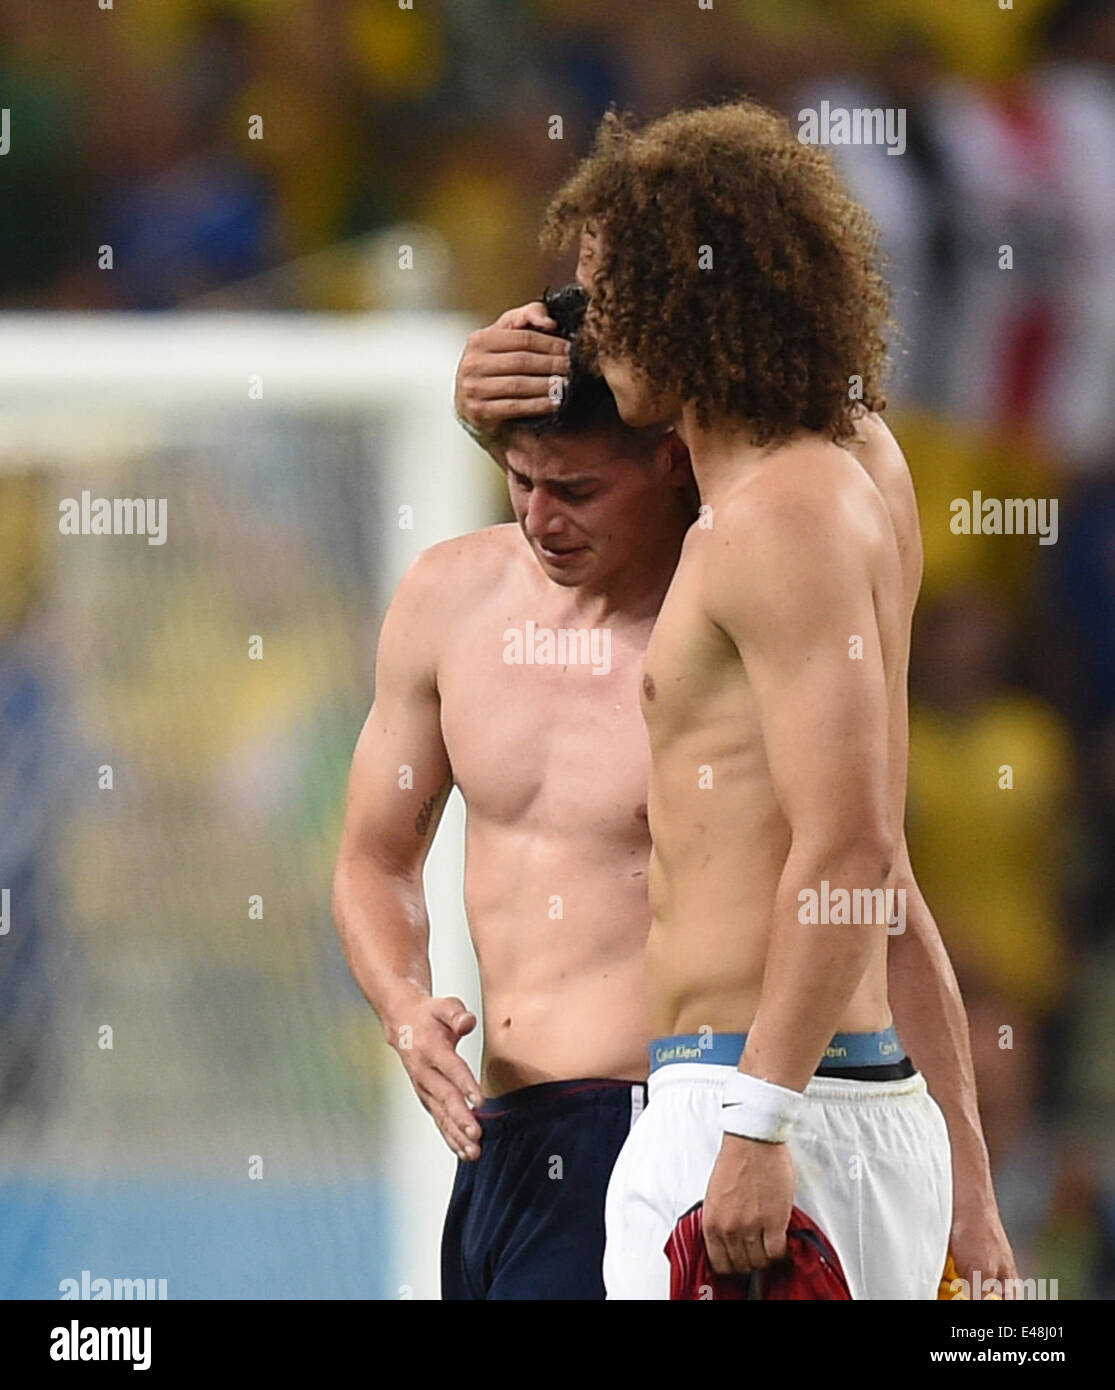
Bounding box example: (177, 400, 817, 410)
(504, 284, 629, 439)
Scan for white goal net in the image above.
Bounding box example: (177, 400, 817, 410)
(0, 312, 489, 1301)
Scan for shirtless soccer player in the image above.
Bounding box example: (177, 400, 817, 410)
(332, 285, 695, 1299)
(541, 100, 1019, 1299)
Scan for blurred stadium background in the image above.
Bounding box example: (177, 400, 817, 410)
(1, 0, 1114, 1299)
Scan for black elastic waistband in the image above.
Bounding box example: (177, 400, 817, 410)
(476, 1077, 645, 1120)
(820, 1056, 915, 1081)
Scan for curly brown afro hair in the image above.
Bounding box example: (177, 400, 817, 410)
(541, 100, 893, 445)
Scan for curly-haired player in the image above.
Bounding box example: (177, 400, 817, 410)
(544, 99, 1016, 1299)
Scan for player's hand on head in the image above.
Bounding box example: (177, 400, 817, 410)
(702, 1135, 795, 1276)
(495, 301, 557, 333)
(454, 302, 570, 436)
(389, 994, 485, 1162)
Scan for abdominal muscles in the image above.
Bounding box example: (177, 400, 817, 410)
(463, 817, 653, 1095)
(643, 742, 892, 1039)
(644, 771, 789, 1037)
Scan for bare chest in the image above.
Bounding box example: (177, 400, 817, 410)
(438, 607, 653, 832)
(641, 545, 763, 762)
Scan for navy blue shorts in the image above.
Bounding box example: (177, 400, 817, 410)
(440, 1077, 647, 1300)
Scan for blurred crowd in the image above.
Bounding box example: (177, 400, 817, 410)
(3, 0, 1115, 1294)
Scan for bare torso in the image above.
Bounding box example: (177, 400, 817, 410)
(434, 525, 656, 1093)
(642, 413, 923, 1037)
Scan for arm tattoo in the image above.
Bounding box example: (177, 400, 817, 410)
(415, 775, 451, 836)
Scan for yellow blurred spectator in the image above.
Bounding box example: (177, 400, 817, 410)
(908, 585, 1074, 1163)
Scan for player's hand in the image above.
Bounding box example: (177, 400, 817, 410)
(387, 994, 485, 1162)
(702, 1134, 795, 1275)
(454, 302, 571, 438)
(949, 1190, 1018, 1296)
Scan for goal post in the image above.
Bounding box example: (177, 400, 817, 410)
(0, 311, 489, 1300)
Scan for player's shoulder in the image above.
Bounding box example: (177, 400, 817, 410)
(842, 410, 923, 581)
(380, 525, 525, 669)
(395, 523, 524, 602)
(715, 432, 869, 540)
(697, 433, 890, 618)
(843, 411, 917, 503)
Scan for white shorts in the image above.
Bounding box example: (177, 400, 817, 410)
(603, 1062, 952, 1300)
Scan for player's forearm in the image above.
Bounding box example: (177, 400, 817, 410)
(888, 873, 994, 1191)
(454, 410, 508, 468)
(332, 852, 433, 1035)
(742, 841, 891, 1091)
